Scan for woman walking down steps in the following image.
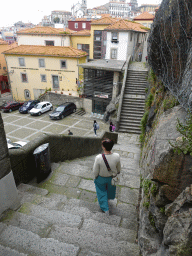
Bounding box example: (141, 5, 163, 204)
(93, 139, 121, 214)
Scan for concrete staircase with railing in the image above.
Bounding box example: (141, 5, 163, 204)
(119, 69, 148, 134)
(0, 133, 141, 256)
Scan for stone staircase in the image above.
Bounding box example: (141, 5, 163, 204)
(0, 134, 141, 256)
(119, 69, 148, 134)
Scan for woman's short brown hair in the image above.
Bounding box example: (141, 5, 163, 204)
(102, 138, 114, 151)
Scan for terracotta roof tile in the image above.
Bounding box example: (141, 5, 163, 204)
(134, 12, 155, 20)
(0, 39, 8, 45)
(105, 19, 148, 32)
(71, 30, 91, 36)
(17, 26, 73, 35)
(3, 45, 88, 58)
(91, 17, 117, 25)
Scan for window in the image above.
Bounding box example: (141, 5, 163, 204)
(82, 23, 86, 29)
(0, 64, 1, 69)
(60, 60, 66, 69)
(21, 73, 28, 82)
(39, 59, 45, 68)
(19, 58, 25, 67)
(75, 23, 78, 29)
(111, 32, 118, 43)
(77, 44, 82, 50)
(111, 48, 117, 59)
(45, 40, 54, 46)
(41, 74, 46, 82)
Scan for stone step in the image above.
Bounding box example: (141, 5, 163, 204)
(118, 128, 141, 134)
(119, 125, 141, 131)
(20, 203, 82, 228)
(0, 244, 27, 256)
(126, 80, 147, 84)
(0, 223, 79, 256)
(122, 105, 145, 109)
(124, 92, 146, 95)
(48, 224, 139, 256)
(18, 183, 49, 196)
(120, 119, 141, 125)
(123, 98, 145, 103)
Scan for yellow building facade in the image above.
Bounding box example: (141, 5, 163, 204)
(3, 45, 87, 101)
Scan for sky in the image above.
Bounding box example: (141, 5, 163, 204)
(1, 0, 161, 28)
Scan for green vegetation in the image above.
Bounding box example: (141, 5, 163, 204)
(145, 93, 154, 109)
(151, 184, 158, 197)
(140, 111, 149, 143)
(163, 94, 179, 111)
(149, 212, 156, 230)
(177, 243, 192, 256)
(160, 206, 165, 214)
(143, 201, 150, 208)
(169, 112, 192, 156)
(140, 26, 151, 31)
(145, 88, 148, 93)
(53, 17, 60, 23)
(142, 179, 152, 197)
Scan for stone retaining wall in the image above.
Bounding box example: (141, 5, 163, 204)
(40, 92, 92, 113)
(9, 131, 118, 186)
(138, 106, 192, 256)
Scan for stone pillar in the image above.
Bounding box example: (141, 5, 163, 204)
(112, 71, 120, 100)
(0, 113, 20, 215)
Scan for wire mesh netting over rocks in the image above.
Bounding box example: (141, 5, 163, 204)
(148, 0, 192, 112)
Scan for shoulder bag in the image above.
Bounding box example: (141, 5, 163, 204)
(102, 154, 119, 186)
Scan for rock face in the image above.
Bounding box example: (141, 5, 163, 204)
(103, 95, 120, 123)
(139, 106, 192, 255)
(148, 0, 192, 111)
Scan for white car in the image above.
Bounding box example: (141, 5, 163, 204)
(29, 101, 53, 116)
(7, 138, 27, 149)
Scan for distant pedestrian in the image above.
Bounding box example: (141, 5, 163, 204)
(112, 124, 116, 132)
(93, 120, 98, 136)
(145, 56, 148, 62)
(109, 122, 113, 132)
(68, 130, 73, 135)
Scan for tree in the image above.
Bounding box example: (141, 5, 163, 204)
(53, 17, 60, 23)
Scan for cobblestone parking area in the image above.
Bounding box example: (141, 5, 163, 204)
(1, 110, 109, 143)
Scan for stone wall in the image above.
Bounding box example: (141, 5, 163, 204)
(148, 0, 192, 112)
(138, 106, 192, 255)
(9, 131, 118, 186)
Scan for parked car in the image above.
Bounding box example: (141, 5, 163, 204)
(6, 138, 27, 149)
(19, 100, 40, 114)
(49, 102, 76, 120)
(1, 101, 24, 113)
(29, 101, 53, 116)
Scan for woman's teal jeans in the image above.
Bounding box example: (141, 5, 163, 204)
(94, 175, 116, 212)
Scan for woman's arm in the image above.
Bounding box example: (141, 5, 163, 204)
(116, 158, 121, 174)
(93, 155, 100, 178)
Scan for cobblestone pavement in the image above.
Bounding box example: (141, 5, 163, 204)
(1, 110, 109, 143)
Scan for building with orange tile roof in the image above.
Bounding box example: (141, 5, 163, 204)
(17, 26, 73, 47)
(3, 45, 87, 100)
(104, 19, 149, 61)
(0, 40, 18, 94)
(133, 11, 155, 28)
(138, 4, 159, 14)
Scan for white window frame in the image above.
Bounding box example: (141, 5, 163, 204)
(111, 48, 117, 59)
(75, 23, 78, 29)
(21, 73, 28, 83)
(60, 60, 67, 69)
(39, 59, 45, 68)
(41, 74, 47, 82)
(82, 23, 86, 29)
(19, 57, 25, 67)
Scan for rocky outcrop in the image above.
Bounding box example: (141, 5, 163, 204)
(103, 95, 120, 123)
(148, 0, 192, 112)
(139, 106, 192, 255)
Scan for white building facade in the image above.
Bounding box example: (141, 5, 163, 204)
(109, 0, 131, 18)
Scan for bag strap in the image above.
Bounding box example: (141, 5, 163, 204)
(102, 154, 111, 172)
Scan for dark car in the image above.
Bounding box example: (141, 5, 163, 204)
(49, 102, 76, 120)
(1, 101, 24, 113)
(19, 100, 40, 114)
